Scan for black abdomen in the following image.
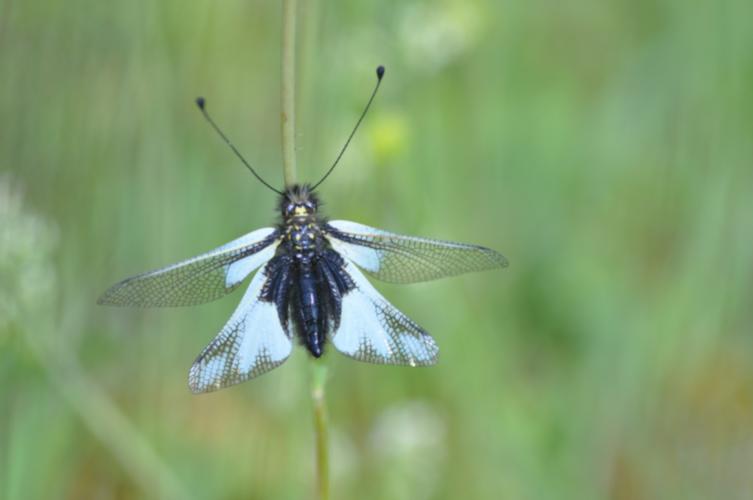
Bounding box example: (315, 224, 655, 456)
(293, 261, 328, 357)
(262, 220, 355, 359)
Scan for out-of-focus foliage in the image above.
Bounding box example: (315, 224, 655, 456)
(1, 0, 752, 499)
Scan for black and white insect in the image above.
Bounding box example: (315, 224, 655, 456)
(99, 66, 508, 393)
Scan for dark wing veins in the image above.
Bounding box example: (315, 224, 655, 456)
(99, 228, 281, 307)
(324, 220, 507, 284)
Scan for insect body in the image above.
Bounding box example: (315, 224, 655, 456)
(99, 67, 508, 393)
(267, 186, 354, 359)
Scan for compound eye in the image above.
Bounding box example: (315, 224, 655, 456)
(286, 203, 295, 215)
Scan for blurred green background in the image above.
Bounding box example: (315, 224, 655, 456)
(2, 0, 753, 499)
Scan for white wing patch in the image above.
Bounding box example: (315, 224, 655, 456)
(224, 234, 278, 288)
(331, 260, 439, 367)
(189, 266, 292, 393)
(326, 220, 383, 272)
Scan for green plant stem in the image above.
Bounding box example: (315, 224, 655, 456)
(279, 2, 329, 498)
(280, 0, 297, 187)
(311, 362, 330, 500)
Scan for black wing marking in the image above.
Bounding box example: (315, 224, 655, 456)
(331, 260, 438, 366)
(189, 264, 292, 393)
(98, 228, 280, 307)
(325, 220, 508, 284)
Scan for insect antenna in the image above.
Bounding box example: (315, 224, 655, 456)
(195, 97, 284, 195)
(311, 65, 386, 190)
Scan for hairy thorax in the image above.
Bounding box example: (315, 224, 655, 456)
(284, 217, 324, 261)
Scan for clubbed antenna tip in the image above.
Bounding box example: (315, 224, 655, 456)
(311, 65, 387, 190)
(194, 95, 283, 195)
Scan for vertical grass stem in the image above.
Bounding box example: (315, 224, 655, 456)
(280, 2, 329, 498)
(311, 362, 330, 500)
(280, 0, 298, 187)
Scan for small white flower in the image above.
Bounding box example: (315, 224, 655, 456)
(0, 176, 58, 332)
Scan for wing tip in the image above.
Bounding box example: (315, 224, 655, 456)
(188, 382, 212, 395)
(96, 291, 121, 306)
(412, 349, 440, 367)
(188, 384, 205, 395)
(97, 282, 135, 306)
(188, 365, 217, 394)
(487, 248, 509, 269)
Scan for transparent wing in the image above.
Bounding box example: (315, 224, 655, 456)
(98, 228, 280, 307)
(325, 220, 508, 284)
(189, 265, 292, 393)
(331, 260, 438, 366)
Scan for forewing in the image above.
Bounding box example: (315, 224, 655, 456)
(325, 220, 508, 284)
(189, 265, 292, 393)
(98, 228, 280, 307)
(331, 260, 438, 366)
